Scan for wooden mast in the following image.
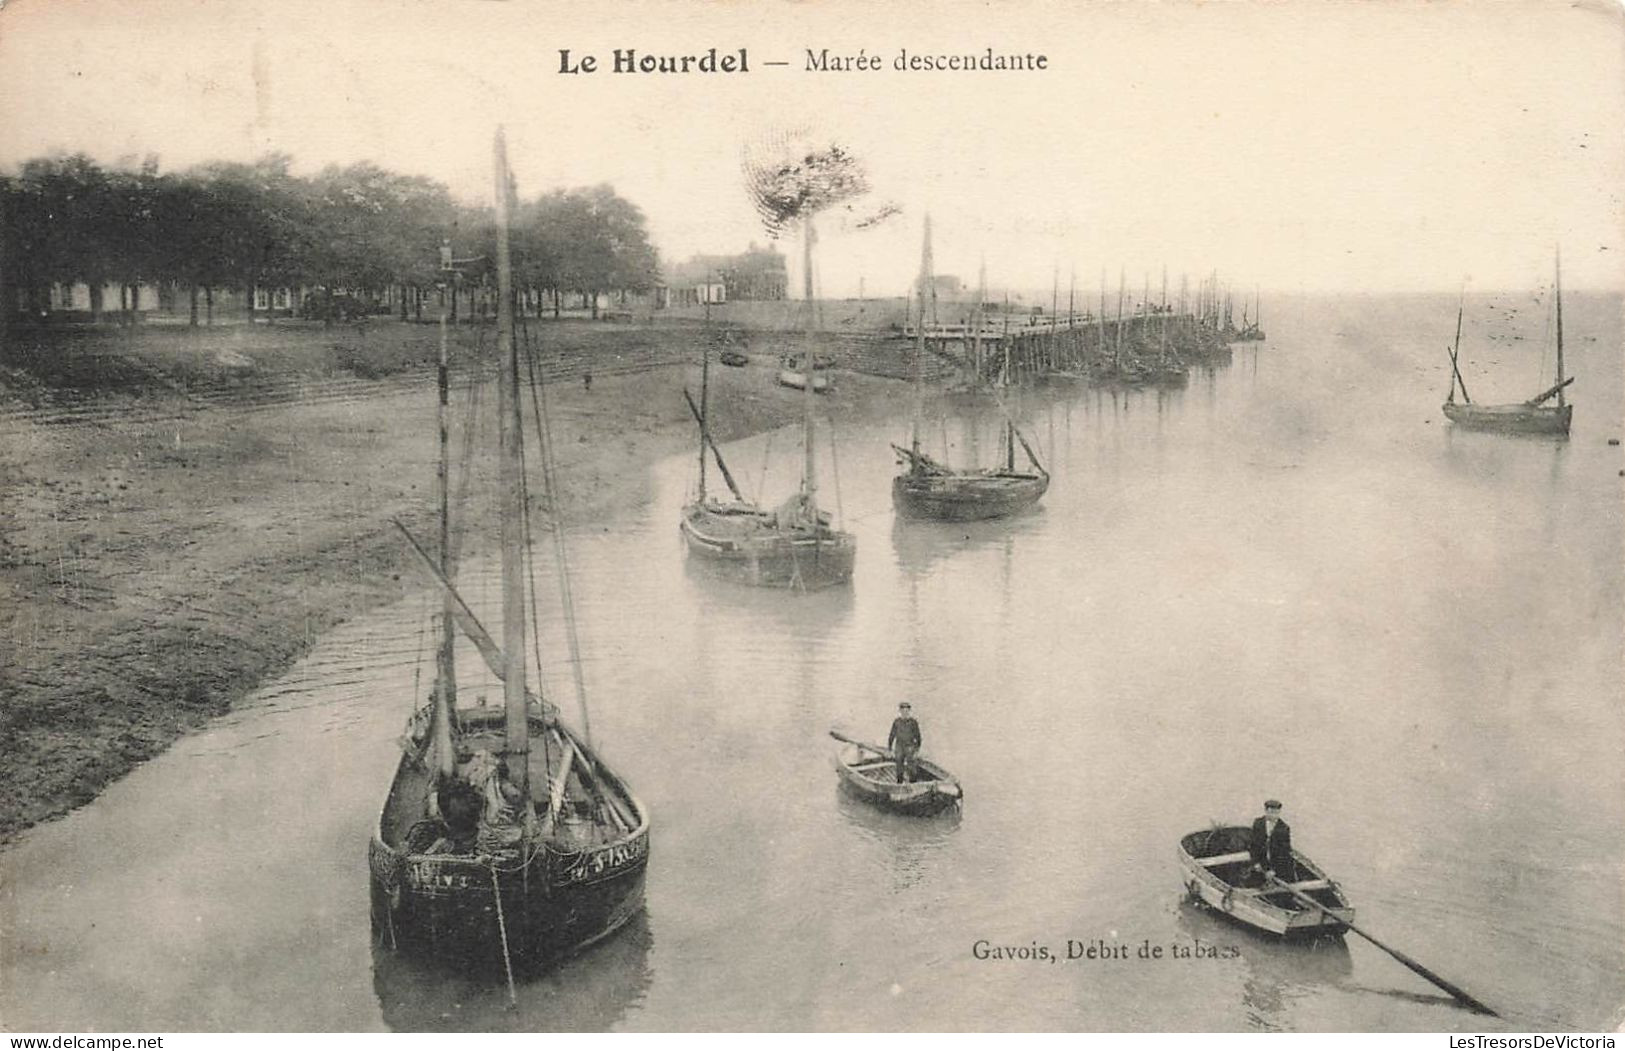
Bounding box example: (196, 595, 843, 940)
(697, 302, 710, 502)
(1554, 246, 1565, 408)
(1001, 290, 1011, 387)
(1097, 268, 1107, 369)
(1067, 269, 1075, 370)
(1050, 266, 1059, 371)
(1114, 268, 1125, 372)
(973, 255, 986, 385)
(801, 216, 819, 529)
(912, 216, 932, 460)
(1159, 266, 1169, 366)
(493, 128, 529, 800)
(1447, 296, 1470, 404)
(430, 244, 458, 778)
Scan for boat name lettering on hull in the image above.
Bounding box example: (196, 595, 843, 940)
(557, 833, 649, 886)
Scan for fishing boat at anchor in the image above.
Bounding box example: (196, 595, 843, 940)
(678, 217, 855, 589)
(1178, 826, 1353, 939)
(1443, 251, 1574, 437)
(893, 217, 1048, 522)
(368, 130, 649, 974)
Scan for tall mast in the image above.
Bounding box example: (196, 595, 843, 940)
(1097, 267, 1107, 368)
(801, 216, 819, 519)
(973, 255, 986, 384)
(1159, 266, 1169, 364)
(912, 216, 933, 459)
(1002, 290, 1011, 387)
(431, 246, 458, 779)
(1448, 294, 1469, 403)
(698, 292, 711, 501)
(493, 128, 529, 800)
(1115, 268, 1125, 372)
(1067, 269, 1075, 370)
(1554, 246, 1565, 407)
(1050, 265, 1059, 370)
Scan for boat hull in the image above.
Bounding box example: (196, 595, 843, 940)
(777, 369, 831, 393)
(835, 746, 962, 815)
(1442, 400, 1572, 436)
(892, 470, 1048, 522)
(370, 712, 650, 973)
(368, 838, 648, 971)
(1178, 826, 1353, 939)
(681, 502, 855, 589)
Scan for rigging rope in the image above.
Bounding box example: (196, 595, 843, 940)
(827, 422, 845, 526)
(505, 316, 556, 783)
(518, 313, 594, 747)
(757, 432, 774, 506)
(1537, 284, 1553, 386)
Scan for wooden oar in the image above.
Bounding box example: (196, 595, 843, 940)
(828, 729, 893, 758)
(1265, 873, 1499, 1017)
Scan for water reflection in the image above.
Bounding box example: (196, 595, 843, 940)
(888, 511, 1044, 579)
(833, 787, 961, 896)
(1174, 899, 1352, 1030)
(371, 909, 654, 1032)
(681, 557, 856, 632)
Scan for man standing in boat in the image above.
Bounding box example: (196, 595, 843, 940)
(1249, 799, 1298, 885)
(888, 702, 922, 784)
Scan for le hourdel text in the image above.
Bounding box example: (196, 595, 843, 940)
(557, 49, 750, 75)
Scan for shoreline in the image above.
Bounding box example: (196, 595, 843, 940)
(0, 321, 907, 842)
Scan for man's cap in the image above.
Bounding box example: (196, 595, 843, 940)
(1264, 799, 1283, 810)
(899, 701, 912, 709)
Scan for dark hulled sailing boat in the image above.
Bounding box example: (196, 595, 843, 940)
(892, 217, 1048, 521)
(1443, 251, 1574, 437)
(369, 130, 648, 973)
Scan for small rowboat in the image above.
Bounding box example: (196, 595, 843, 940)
(829, 732, 962, 815)
(1179, 826, 1353, 938)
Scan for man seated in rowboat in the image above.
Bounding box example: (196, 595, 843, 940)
(887, 702, 922, 784)
(1248, 799, 1298, 886)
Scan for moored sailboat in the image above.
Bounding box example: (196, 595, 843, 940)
(892, 217, 1048, 522)
(369, 130, 649, 975)
(776, 353, 833, 393)
(679, 216, 855, 589)
(1443, 251, 1574, 437)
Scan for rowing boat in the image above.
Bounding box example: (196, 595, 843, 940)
(1178, 825, 1353, 938)
(830, 733, 962, 815)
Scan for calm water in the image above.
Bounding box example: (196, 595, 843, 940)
(3, 294, 1621, 1032)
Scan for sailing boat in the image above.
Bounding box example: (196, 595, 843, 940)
(679, 216, 856, 588)
(1235, 288, 1265, 342)
(369, 130, 649, 973)
(1442, 251, 1574, 437)
(892, 217, 1049, 521)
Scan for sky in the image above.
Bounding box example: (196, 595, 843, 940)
(1, 0, 1622, 297)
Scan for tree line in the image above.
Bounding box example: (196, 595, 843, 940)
(0, 153, 661, 326)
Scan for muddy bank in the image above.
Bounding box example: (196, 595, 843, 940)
(0, 320, 905, 840)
